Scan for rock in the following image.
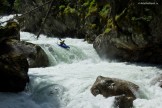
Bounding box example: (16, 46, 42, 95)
(114, 95, 134, 108)
(0, 21, 28, 92)
(0, 20, 50, 92)
(93, 1, 162, 64)
(93, 31, 162, 64)
(0, 21, 20, 42)
(0, 41, 29, 92)
(20, 41, 49, 68)
(91, 76, 139, 99)
(6, 39, 49, 68)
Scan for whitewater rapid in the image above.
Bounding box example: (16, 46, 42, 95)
(0, 16, 162, 107)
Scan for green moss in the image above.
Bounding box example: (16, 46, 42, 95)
(59, 5, 65, 11)
(104, 18, 115, 33)
(86, 0, 98, 17)
(87, 23, 96, 29)
(6, 21, 20, 30)
(63, 6, 77, 15)
(91, 24, 96, 29)
(107, 19, 115, 28)
(83, 1, 90, 7)
(0, 21, 20, 38)
(90, 0, 96, 7)
(131, 16, 152, 22)
(99, 4, 110, 19)
(104, 27, 111, 33)
(115, 8, 128, 21)
(89, 6, 97, 14)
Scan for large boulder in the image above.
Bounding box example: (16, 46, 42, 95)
(0, 21, 29, 92)
(0, 40, 29, 92)
(22, 42, 49, 68)
(0, 21, 20, 42)
(91, 76, 139, 108)
(5, 39, 49, 68)
(93, 32, 162, 64)
(91, 76, 139, 99)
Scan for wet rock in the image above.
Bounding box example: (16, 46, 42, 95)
(0, 21, 29, 92)
(0, 41, 29, 92)
(20, 42, 49, 68)
(91, 76, 139, 99)
(6, 40, 49, 68)
(114, 95, 134, 108)
(0, 21, 20, 42)
(93, 31, 162, 64)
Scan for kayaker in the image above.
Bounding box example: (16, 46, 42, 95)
(58, 38, 70, 49)
(59, 38, 66, 46)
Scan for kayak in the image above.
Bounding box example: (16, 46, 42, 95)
(58, 44, 70, 49)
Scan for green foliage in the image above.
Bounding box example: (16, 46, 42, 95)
(83, 1, 90, 7)
(63, 6, 77, 15)
(14, 0, 21, 11)
(87, 23, 96, 29)
(99, 4, 110, 19)
(59, 5, 65, 11)
(86, 0, 98, 17)
(131, 16, 152, 22)
(104, 27, 111, 33)
(104, 19, 115, 33)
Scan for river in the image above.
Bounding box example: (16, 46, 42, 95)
(0, 15, 162, 108)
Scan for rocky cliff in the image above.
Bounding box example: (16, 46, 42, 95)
(93, 0, 162, 64)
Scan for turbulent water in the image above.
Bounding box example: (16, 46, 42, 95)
(1, 16, 162, 108)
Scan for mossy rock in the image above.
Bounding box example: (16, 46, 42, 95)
(0, 21, 20, 42)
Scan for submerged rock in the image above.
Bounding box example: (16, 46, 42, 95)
(91, 76, 139, 99)
(114, 95, 134, 108)
(91, 76, 139, 108)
